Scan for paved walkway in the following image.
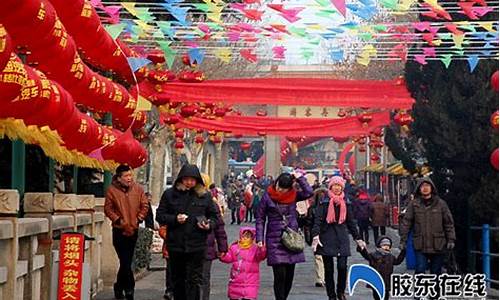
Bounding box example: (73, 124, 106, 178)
(97, 215, 406, 300)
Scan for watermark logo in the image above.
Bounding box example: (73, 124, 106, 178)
(348, 264, 386, 299)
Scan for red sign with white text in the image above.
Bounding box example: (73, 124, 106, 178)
(57, 233, 85, 300)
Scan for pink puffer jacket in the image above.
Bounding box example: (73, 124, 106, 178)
(220, 227, 267, 300)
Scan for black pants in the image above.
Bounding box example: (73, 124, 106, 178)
(272, 264, 296, 300)
(164, 259, 174, 298)
(358, 219, 370, 243)
(231, 208, 241, 224)
(112, 228, 138, 292)
(201, 260, 212, 300)
(322, 255, 348, 299)
(372, 287, 389, 300)
(245, 207, 253, 222)
(372, 226, 386, 243)
(169, 250, 205, 300)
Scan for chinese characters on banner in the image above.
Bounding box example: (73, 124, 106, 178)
(277, 106, 339, 118)
(57, 233, 85, 300)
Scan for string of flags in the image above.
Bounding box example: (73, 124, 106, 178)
(95, 0, 498, 71)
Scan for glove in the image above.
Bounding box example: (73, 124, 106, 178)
(446, 241, 455, 250)
(356, 239, 366, 250)
(312, 236, 323, 253)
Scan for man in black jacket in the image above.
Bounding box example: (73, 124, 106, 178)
(156, 164, 219, 300)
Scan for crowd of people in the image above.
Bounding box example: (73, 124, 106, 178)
(104, 164, 456, 300)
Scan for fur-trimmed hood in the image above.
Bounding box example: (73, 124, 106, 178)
(174, 164, 207, 197)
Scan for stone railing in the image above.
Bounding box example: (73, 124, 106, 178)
(0, 190, 108, 300)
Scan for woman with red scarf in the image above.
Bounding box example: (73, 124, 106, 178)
(255, 171, 313, 300)
(311, 176, 366, 300)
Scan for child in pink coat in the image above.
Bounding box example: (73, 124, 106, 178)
(220, 227, 267, 300)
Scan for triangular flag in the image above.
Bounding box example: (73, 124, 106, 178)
(301, 48, 314, 60)
(272, 46, 286, 59)
(380, 0, 398, 9)
(330, 0, 346, 16)
(103, 5, 121, 23)
(157, 21, 176, 39)
(105, 23, 125, 39)
(452, 34, 464, 49)
(480, 22, 495, 32)
(136, 95, 152, 111)
(122, 3, 138, 16)
(188, 48, 205, 65)
(412, 22, 430, 32)
(423, 47, 436, 57)
(414, 54, 428, 65)
(440, 54, 452, 68)
(162, 4, 190, 26)
(467, 55, 479, 72)
(214, 48, 232, 63)
(89, 148, 104, 161)
(157, 41, 176, 68)
(329, 49, 344, 61)
(240, 49, 258, 63)
(315, 0, 331, 7)
(127, 57, 151, 72)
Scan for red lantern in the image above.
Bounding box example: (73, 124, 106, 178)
(212, 135, 222, 144)
(161, 114, 180, 126)
(233, 134, 243, 138)
(175, 129, 184, 139)
(147, 50, 165, 65)
(371, 127, 384, 137)
(333, 136, 350, 144)
(358, 114, 373, 125)
(240, 142, 251, 151)
(181, 54, 196, 67)
(491, 148, 499, 170)
(214, 107, 227, 118)
(358, 145, 366, 152)
(174, 139, 185, 150)
(256, 109, 267, 117)
(257, 132, 266, 137)
(147, 69, 175, 83)
(178, 70, 204, 82)
(180, 104, 198, 118)
(195, 135, 204, 144)
(371, 153, 380, 161)
(491, 71, 499, 92)
(491, 111, 499, 129)
(394, 112, 413, 126)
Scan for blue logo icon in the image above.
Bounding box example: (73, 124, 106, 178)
(348, 264, 386, 299)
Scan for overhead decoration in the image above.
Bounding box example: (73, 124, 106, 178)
(138, 78, 414, 109)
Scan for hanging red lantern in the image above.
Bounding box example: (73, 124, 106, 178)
(212, 135, 222, 144)
(490, 111, 499, 129)
(161, 114, 180, 126)
(256, 109, 267, 117)
(147, 69, 176, 83)
(333, 136, 350, 144)
(394, 111, 413, 126)
(257, 132, 266, 137)
(181, 53, 197, 67)
(371, 127, 384, 137)
(175, 129, 184, 139)
(195, 134, 204, 144)
(180, 104, 198, 118)
(147, 50, 165, 65)
(491, 71, 499, 92)
(174, 139, 185, 150)
(358, 145, 367, 153)
(337, 109, 346, 118)
(358, 113, 373, 126)
(491, 148, 498, 170)
(178, 70, 204, 82)
(371, 153, 380, 161)
(233, 134, 243, 138)
(214, 107, 227, 118)
(240, 142, 251, 151)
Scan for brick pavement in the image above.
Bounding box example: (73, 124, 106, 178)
(97, 215, 407, 300)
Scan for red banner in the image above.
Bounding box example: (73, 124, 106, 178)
(57, 233, 85, 300)
(144, 78, 414, 109)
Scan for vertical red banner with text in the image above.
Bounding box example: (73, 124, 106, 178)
(57, 232, 85, 300)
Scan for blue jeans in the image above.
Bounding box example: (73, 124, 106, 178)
(415, 251, 445, 275)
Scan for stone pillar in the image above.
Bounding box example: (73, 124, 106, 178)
(23, 193, 54, 300)
(0, 190, 20, 300)
(54, 194, 78, 230)
(265, 106, 281, 177)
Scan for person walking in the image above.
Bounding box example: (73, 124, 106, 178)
(255, 171, 313, 300)
(228, 180, 244, 224)
(399, 177, 455, 277)
(158, 225, 174, 300)
(352, 190, 372, 244)
(371, 194, 389, 243)
(311, 176, 365, 300)
(156, 164, 219, 300)
(104, 165, 149, 300)
(202, 197, 229, 300)
(219, 227, 267, 300)
(305, 188, 328, 288)
(357, 236, 406, 300)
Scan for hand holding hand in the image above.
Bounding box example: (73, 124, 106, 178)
(446, 241, 455, 250)
(356, 239, 366, 250)
(197, 220, 210, 230)
(177, 214, 188, 224)
(312, 236, 323, 252)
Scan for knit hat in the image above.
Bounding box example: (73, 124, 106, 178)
(378, 236, 392, 248)
(328, 176, 346, 190)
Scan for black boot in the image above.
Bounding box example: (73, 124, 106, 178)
(113, 283, 124, 299)
(124, 290, 134, 300)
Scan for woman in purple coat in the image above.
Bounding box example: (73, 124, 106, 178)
(255, 172, 313, 300)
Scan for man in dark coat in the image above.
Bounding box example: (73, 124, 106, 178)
(156, 164, 219, 300)
(399, 177, 456, 276)
(371, 194, 389, 243)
